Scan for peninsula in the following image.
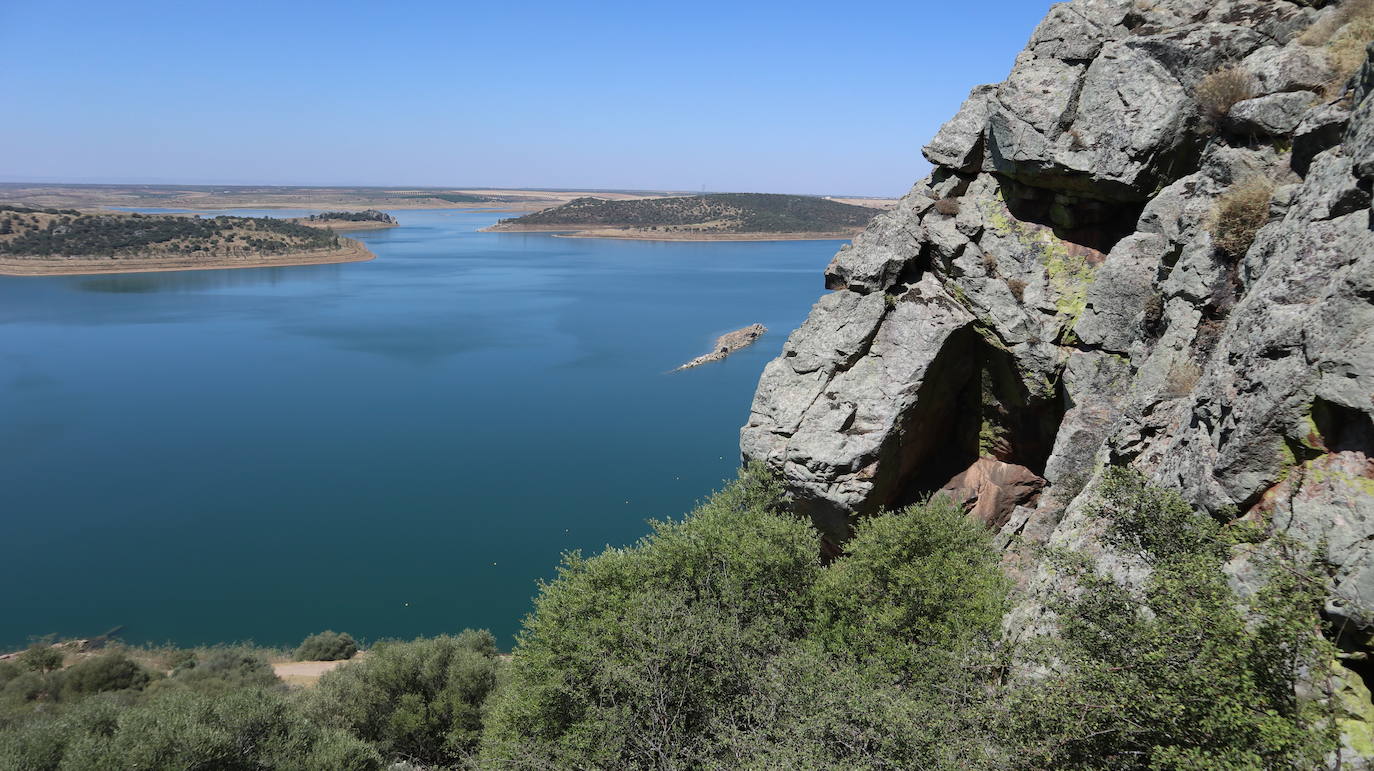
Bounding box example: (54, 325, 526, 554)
(485, 193, 881, 240)
(0, 206, 374, 276)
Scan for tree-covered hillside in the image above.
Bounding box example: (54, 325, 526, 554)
(305, 210, 397, 224)
(497, 193, 880, 233)
(0, 206, 342, 259)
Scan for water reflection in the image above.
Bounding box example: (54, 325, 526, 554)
(76, 264, 344, 294)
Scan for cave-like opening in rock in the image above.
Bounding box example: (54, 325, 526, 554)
(877, 328, 1067, 513)
(996, 176, 1147, 255)
(1312, 397, 1374, 457)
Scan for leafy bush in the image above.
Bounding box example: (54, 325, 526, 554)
(1003, 468, 1339, 769)
(304, 631, 499, 767)
(1210, 176, 1273, 258)
(482, 465, 1010, 769)
(1194, 67, 1253, 125)
(17, 646, 63, 674)
(294, 630, 358, 662)
(0, 687, 381, 771)
(158, 646, 282, 694)
(811, 494, 1009, 677)
(60, 653, 151, 697)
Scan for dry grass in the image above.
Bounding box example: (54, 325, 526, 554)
(981, 251, 1000, 276)
(1209, 177, 1274, 258)
(1194, 67, 1254, 125)
(1300, 0, 1374, 96)
(1007, 278, 1028, 302)
(933, 198, 961, 217)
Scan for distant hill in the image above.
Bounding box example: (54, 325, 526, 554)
(0, 206, 370, 275)
(490, 193, 881, 238)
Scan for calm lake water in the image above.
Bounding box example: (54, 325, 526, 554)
(0, 209, 842, 650)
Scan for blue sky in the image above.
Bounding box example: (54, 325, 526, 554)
(0, 0, 1053, 196)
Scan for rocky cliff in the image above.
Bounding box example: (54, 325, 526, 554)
(743, 0, 1374, 755)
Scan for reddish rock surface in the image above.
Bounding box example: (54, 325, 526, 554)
(938, 458, 1046, 530)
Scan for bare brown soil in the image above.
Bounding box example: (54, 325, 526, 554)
(271, 654, 366, 688)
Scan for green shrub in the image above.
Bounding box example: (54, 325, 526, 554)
(1004, 468, 1339, 769)
(481, 465, 819, 767)
(294, 630, 358, 662)
(0, 696, 123, 771)
(158, 646, 281, 694)
(54, 688, 380, 771)
(16, 646, 63, 675)
(811, 494, 1009, 678)
(1210, 177, 1273, 258)
(60, 652, 151, 697)
(0, 662, 20, 689)
(482, 465, 1010, 769)
(304, 630, 499, 768)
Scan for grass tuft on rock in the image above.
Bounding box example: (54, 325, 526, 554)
(1209, 176, 1274, 258)
(1194, 67, 1253, 126)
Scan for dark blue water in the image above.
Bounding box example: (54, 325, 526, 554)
(0, 209, 840, 649)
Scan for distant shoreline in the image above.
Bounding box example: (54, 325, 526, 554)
(481, 224, 859, 242)
(293, 218, 399, 231)
(0, 238, 374, 277)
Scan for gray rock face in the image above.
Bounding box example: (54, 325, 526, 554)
(1350, 43, 1374, 182)
(742, 1, 1374, 760)
(1241, 43, 1333, 94)
(1227, 91, 1319, 136)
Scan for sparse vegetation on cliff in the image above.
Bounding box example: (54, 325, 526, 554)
(1004, 469, 1339, 769)
(1210, 176, 1274, 258)
(1194, 67, 1254, 126)
(1301, 0, 1374, 92)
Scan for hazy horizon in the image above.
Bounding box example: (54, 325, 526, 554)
(0, 177, 904, 199)
(1, 0, 1054, 197)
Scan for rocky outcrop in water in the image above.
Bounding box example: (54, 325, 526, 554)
(677, 324, 767, 370)
(743, 0, 1374, 758)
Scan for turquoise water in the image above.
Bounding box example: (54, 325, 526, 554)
(0, 210, 840, 650)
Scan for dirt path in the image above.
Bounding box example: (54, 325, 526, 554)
(272, 654, 365, 687)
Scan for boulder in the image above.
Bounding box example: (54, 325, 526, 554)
(1226, 91, 1318, 136)
(938, 458, 1047, 530)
